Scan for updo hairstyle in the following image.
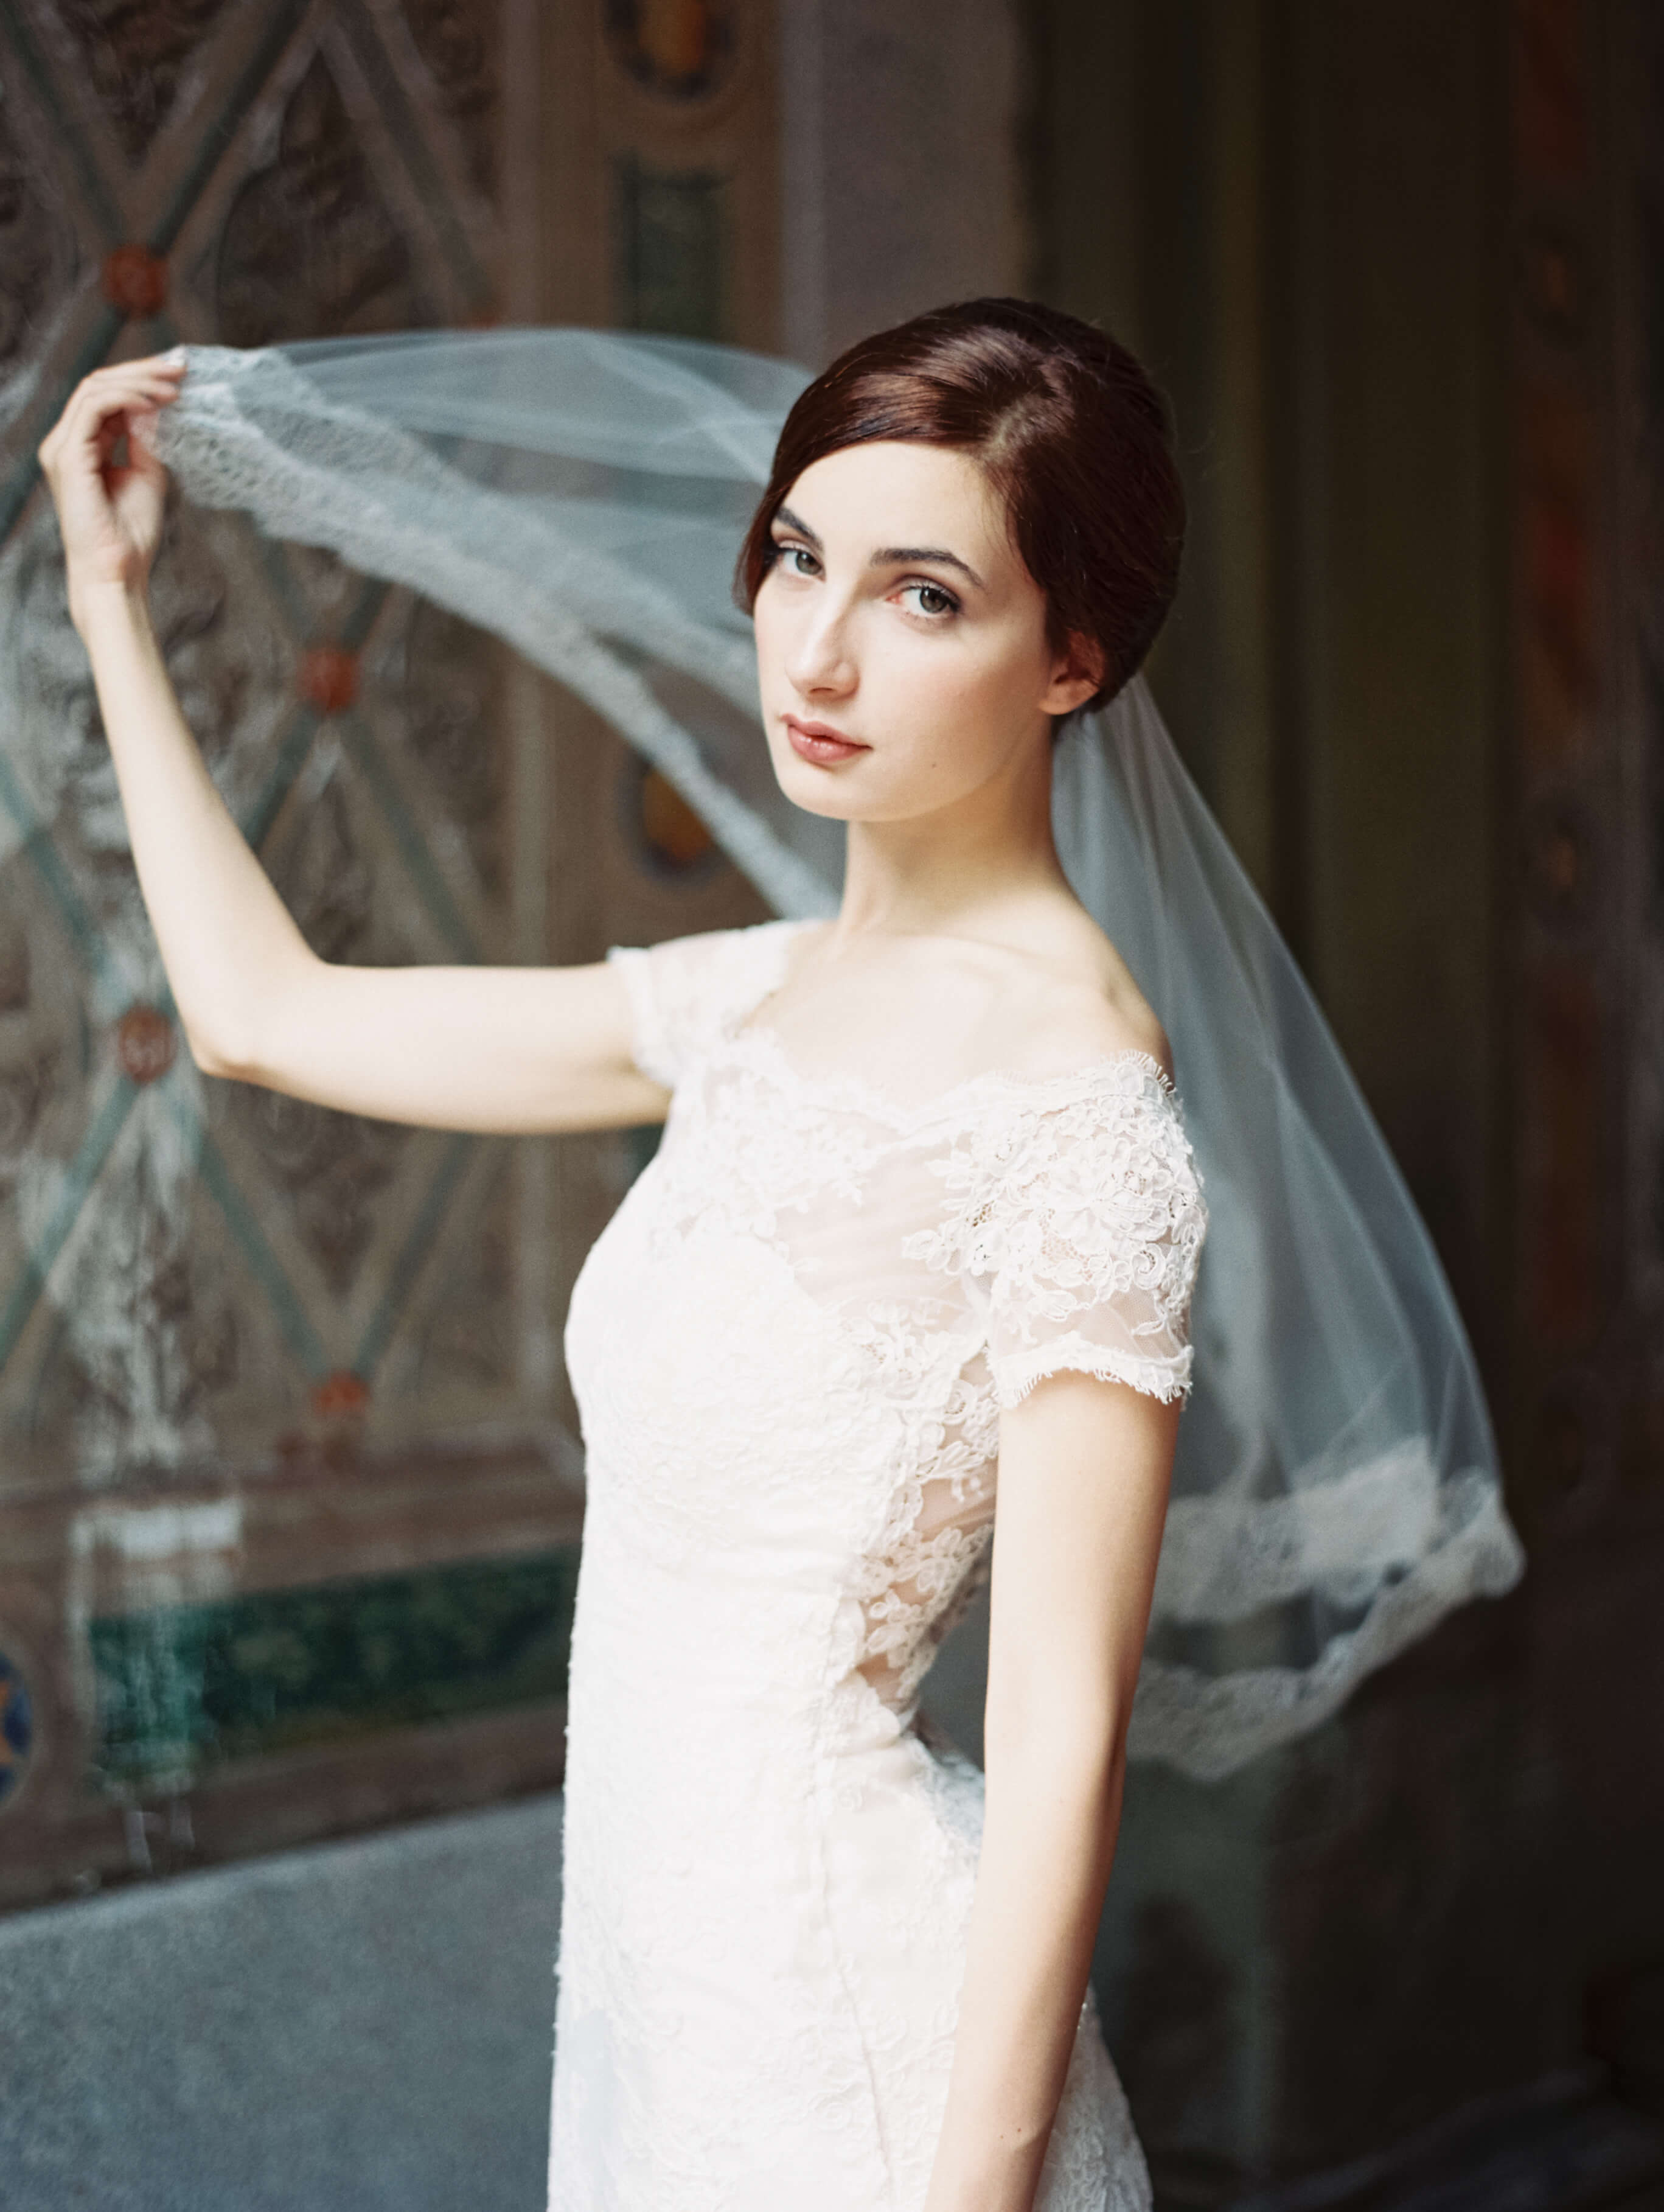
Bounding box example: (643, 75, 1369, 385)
(736, 296, 1185, 713)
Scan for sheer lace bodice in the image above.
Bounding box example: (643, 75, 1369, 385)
(549, 919, 1206, 2212)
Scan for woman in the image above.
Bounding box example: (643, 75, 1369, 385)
(36, 300, 1388, 2210)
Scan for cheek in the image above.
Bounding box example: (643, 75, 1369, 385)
(877, 628, 1034, 740)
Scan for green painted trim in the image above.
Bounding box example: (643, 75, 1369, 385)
(339, 577, 389, 653)
(0, 1, 307, 546)
(246, 534, 320, 644)
(338, 711, 479, 961)
(0, 8, 123, 239)
(0, 310, 125, 549)
(615, 155, 728, 343)
(88, 1543, 582, 1788)
(237, 703, 322, 851)
(334, 0, 493, 313)
(0, 1078, 137, 1376)
(0, 752, 124, 996)
(352, 1131, 475, 1380)
(223, 581, 391, 851)
(148, 0, 315, 256)
(189, 1123, 328, 1379)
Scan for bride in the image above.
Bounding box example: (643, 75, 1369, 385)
(35, 297, 1509, 2212)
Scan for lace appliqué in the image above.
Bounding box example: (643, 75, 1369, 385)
(844, 1302, 1000, 1712)
(647, 1060, 887, 1260)
(907, 1061, 1207, 1410)
(607, 918, 801, 1090)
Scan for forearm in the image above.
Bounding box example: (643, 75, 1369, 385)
(75, 577, 315, 1070)
(66, 565, 660, 1137)
(924, 1725, 1125, 2212)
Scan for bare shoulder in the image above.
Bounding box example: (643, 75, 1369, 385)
(981, 902, 1172, 1085)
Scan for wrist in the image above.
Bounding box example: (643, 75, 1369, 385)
(924, 2126, 1045, 2212)
(70, 568, 154, 641)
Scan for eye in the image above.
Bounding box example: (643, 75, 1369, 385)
(770, 538, 820, 579)
(899, 580, 959, 619)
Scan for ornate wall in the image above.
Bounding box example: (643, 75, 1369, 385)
(0, 0, 778, 1910)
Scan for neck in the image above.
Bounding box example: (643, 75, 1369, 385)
(834, 723, 1070, 944)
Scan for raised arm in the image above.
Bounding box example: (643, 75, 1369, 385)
(38, 355, 669, 1136)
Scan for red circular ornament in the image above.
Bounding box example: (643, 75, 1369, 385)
(298, 645, 360, 716)
(312, 1370, 369, 1418)
(116, 1005, 175, 1085)
(102, 245, 169, 319)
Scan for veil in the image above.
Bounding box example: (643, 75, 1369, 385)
(150, 327, 1524, 1782)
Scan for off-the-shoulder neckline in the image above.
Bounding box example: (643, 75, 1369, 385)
(710, 916, 1178, 1133)
(715, 1022, 1177, 1133)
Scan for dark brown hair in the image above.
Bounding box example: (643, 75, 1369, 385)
(736, 296, 1185, 711)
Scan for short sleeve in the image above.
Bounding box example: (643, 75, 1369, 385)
(933, 1061, 1207, 1409)
(607, 919, 802, 1092)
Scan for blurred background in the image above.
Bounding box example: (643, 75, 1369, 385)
(0, 2, 1661, 2208)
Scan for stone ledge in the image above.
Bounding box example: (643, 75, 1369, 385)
(0, 1792, 563, 2212)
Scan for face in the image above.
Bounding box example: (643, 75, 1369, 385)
(750, 441, 1099, 823)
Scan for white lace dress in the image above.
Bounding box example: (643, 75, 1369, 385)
(548, 918, 1208, 2212)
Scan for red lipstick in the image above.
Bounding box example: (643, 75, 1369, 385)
(784, 715, 869, 766)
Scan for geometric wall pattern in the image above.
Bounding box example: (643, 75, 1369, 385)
(0, 0, 776, 1906)
(0, 0, 520, 1487)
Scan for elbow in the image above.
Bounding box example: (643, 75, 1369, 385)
(181, 1030, 238, 1083)
(186, 1039, 237, 1083)
(178, 1009, 261, 1084)
(176, 955, 319, 1084)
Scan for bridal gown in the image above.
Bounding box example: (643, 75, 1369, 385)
(549, 917, 1208, 2212)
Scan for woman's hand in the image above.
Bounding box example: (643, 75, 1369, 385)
(37, 352, 186, 629)
(38, 343, 664, 1137)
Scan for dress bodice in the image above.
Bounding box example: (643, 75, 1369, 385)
(566, 918, 1207, 1721)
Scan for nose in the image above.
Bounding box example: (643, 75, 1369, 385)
(784, 595, 857, 700)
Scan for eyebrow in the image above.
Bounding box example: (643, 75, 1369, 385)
(773, 505, 986, 591)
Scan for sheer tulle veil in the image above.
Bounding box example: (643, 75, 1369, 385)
(150, 326, 1524, 1781)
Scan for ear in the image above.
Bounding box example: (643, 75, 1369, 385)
(1038, 630, 1105, 717)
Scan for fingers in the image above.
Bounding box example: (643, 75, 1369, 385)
(77, 349, 186, 386)
(124, 405, 172, 489)
(38, 355, 186, 472)
(64, 363, 188, 433)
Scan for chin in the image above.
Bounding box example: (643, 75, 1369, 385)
(765, 735, 873, 821)
(776, 773, 869, 823)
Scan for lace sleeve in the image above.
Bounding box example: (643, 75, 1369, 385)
(606, 919, 801, 1091)
(922, 1059, 1208, 1409)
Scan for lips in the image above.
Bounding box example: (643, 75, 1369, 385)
(784, 716, 869, 766)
